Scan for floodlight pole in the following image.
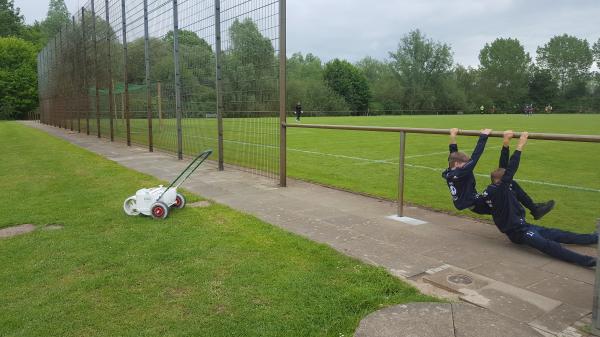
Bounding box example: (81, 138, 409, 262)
(82, 7, 90, 135)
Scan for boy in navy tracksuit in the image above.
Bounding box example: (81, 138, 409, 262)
(483, 132, 597, 267)
(442, 128, 553, 218)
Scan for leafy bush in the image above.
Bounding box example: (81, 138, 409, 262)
(0, 37, 37, 119)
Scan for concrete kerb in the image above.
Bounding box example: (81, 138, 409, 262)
(22, 122, 597, 337)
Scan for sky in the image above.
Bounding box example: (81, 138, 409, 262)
(15, 0, 600, 67)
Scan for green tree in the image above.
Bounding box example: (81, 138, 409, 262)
(41, 0, 70, 40)
(323, 58, 371, 113)
(355, 56, 403, 112)
(478, 38, 531, 110)
(0, 37, 37, 119)
(222, 18, 277, 113)
(528, 67, 559, 107)
(287, 52, 349, 114)
(593, 38, 600, 68)
(389, 29, 454, 110)
(0, 0, 24, 37)
(536, 34, 593, 93)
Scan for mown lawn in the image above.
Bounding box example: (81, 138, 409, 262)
(0, 121, 434, 337)
(287, 114, 600, 233)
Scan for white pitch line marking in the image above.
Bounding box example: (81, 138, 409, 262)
(183, 135, 600, 193)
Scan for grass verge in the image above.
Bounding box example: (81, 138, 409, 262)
(0, 121, 434, 337)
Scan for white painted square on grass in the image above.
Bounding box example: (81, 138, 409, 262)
(386, 215, 428, 226)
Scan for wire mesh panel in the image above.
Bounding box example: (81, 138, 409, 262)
(218, 0, 280, 179)
(37, 0, 283, 183)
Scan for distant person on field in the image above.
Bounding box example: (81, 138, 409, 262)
(483, 132, 597, 268)
(480, 105, 484, 114)
(442, 128, 554, 219)
(295, 102, 303, 122)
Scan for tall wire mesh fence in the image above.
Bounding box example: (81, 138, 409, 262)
(38, 0, 283, 181)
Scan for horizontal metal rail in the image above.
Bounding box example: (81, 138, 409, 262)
(284, 123, 600, 143)
(284, 122, 600, 217)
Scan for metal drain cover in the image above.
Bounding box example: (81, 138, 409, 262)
(447, 274, 473, 285)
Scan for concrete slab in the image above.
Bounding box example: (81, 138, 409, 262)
(354, 303, 543, 337)
(452, 303, 543, 337)
(529, 303, 590, 336)
(470, 287, 548, 323)
(354, 303, 455, 337)
(423, 266, 489, 293)
(385, 215, 428, 226)
(526, 276, 593, 310)
(470, 260, 556, 288)
(541, 260, 595, 285)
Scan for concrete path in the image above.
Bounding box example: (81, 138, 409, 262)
(25, 122, 596, 337)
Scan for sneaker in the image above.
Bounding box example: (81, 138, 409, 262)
(532, 200, 555, 220)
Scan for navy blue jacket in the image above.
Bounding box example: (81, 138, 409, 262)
(442, 135, 488, 210)
(482, 150, 526, 234)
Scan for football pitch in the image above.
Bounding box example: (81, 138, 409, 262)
(83, 113, 600, 233)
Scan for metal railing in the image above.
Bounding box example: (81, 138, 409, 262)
(283, 123, 600, 216)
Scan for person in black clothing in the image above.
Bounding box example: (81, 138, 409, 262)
(483, 132, 597, 267)
(294, 102, 302, 122)
(442, 128, 553, 218)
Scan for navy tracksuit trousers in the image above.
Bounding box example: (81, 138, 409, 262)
(507, 224, 597, 267)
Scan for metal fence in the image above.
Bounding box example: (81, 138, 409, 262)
(38, 0, 285, 182)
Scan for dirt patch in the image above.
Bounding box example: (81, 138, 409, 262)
(189, 201, 212, 208)
(0, 224, 36, 238)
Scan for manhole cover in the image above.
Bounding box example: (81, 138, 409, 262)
(447, 274, 473, 285)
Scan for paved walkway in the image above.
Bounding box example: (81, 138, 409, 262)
(25, 122, 597, 337)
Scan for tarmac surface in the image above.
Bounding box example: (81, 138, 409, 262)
(25, 122, 598, 337)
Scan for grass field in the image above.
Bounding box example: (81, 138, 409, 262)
(0, 122, 433, 337)
(288, 114, 600, 233)
(62, 114, 600, 233)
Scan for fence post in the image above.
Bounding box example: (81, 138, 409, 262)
(72, 15, 80, 133)
(214, 0, 224, 170)
(397, 131, 406, 216)
(120, 0, 130, 146)
(91, 0, 101, 138)
(58, 27, 64, 129)
(592, 219, 600, 336)
(53, 37, 57, 127)
(105, 0, 114, 142)
(143, 0, 153, 152)
(172, 0, 183, 160)
(279, 0, 286, 187)
(157, 81, 162, 129)
(82, 7, 90, 135)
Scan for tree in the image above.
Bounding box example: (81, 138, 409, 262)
(222, 18, 277, 113)
(0, 37, 37, 119)
(41, 0, 70, 40)
(355, 56, 403, 112)
(287, 52, 349, 114)
(388, 29, 454, 110)
(478, 38, 531, 110)
(323, 59, 371, 113)
(528, 67, 559, 107)
(593, 38, 600, 68)
(536, 34, 593, 93)
(0, 0, 24, 37)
